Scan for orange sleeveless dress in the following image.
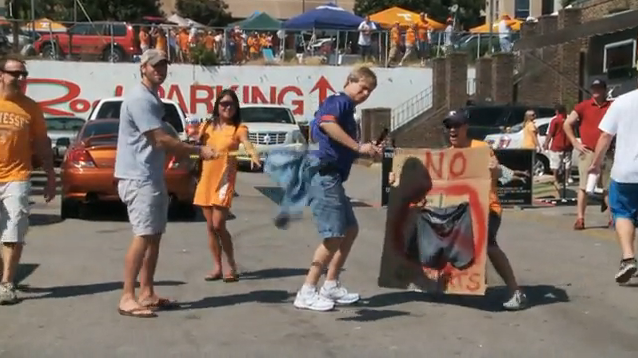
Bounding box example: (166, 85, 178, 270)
(193, 123, 248, 208)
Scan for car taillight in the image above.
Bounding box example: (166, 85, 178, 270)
(167, 157, 181, 170)
(68, 149, 96, 168)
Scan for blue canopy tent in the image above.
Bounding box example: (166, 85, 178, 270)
(282, 2, 364, 30)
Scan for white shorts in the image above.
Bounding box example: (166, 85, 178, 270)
(117, 179, 168, 237)
(0, 181, 30, 244)
(548, 151, 572, 171)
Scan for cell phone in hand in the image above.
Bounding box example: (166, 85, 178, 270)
(374, 128, 389, 145)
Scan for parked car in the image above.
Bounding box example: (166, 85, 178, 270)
(462, 103, 557, 140)
(236, 104, 307, 167)
(60, 119, 197, 220)
(34, 22, 139, 62)
(87, 97, 190, 141)
(484, 116, 580, 176)
(45, 116, 86, 165)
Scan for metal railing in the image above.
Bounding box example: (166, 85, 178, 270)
(390, 86, 433, 130)
(0, 18, 520, 66)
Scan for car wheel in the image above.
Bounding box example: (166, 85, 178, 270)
(534, 156, 549, 177)
(60, 198, 80, 220)
(41, 43, 60, 60)
(104, 47, 124, 62)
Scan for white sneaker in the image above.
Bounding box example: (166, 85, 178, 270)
(502, 290, 528, 311)
(293, 289, 335, 312)
(320, 282, 360, 305)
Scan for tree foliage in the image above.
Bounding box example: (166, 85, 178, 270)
(175, 0, 233, 27)
(354, 0, 485, 29)
(13, 0, 163, 22)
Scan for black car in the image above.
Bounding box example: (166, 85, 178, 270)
(461, 103, 556, 140)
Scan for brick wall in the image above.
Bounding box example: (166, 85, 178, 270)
(580, 0, 638, 21)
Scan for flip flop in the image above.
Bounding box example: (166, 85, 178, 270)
(117, 307, 157, 318)
(223, 271, 239, 283)
(142, 298, 179, 310)
(204, 274, 222, 282)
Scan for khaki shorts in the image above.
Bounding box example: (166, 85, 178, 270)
(577, 151, 612, 191)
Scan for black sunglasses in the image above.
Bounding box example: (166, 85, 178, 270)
(1, 69, 28, 78)
(219, 101, 235, 108)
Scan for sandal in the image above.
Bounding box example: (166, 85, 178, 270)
(223, 271, 239, 283)
(204, 273, 222, 282)
(117, 307, 157, 318)
(141, 298, 179, 310)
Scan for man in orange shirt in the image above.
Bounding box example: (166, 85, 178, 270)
(247, 32, 261, 60)
(417, 13, 430, 65)
(0, 56, 56, 304)
(203, 30, 215, 52)
(388, 22, 402, 66)
(398, 23, 417, 66)
(443, 111, 528, 310)
(139, 27, 150, 52)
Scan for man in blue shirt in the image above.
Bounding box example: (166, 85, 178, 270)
(294, 67, 382, 311)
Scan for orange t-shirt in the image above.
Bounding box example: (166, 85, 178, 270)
(405, 28, 416, 46)
(248, 37, 260, 53)
(204, 35, 215, 50)
(155, 35, 167, 53)
(390, 28, 401, 45)
(469, 140, 502, 215)
(139, 31, 150, 47)
(178, 32, 189, 51)
(417, 23, 429, 42)
(0, 96, 47, 182)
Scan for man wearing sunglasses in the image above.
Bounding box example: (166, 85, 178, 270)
(444, 111, 528, 310)
(0, 55, 56, 305)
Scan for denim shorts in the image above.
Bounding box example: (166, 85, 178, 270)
(308, 171, 357, 239)
(609, 180, 638, 226)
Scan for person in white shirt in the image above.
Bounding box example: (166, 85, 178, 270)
(498, 15, 512, 52)
(357, 15, 376, 62)
(589, 88, 638, 284)
(444, 18, 453, 54)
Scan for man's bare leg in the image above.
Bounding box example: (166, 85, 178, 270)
(304, 238, 341, 287)
(574, 189, 588, 229)
(325, 226, 358, 281)
(488, 246, 520, 294)
(614, 218, 637, 283)
(118, 235, 153, 316)
(1, 243, 23, 284)
(138, 236, 161, 304)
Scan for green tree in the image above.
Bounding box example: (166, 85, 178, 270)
(354, 0, 484, 29)
(12, 0, 162, 22)
(175, 0, 232, 27)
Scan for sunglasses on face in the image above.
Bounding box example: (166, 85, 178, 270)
(219, 101, 235, 108)
(2, 69, 28, 79)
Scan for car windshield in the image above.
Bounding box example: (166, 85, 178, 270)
(45, 117, 85, 131)
(94, 101, 184, 132)
(240, 107, 295, 124)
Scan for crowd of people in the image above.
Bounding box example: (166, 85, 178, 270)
(1, 50, 635, 318)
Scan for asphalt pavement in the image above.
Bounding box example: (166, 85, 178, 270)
(2, 165, 637, 357)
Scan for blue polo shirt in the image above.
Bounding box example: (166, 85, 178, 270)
(310, 93, 358, 182)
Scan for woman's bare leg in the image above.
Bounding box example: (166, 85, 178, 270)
(211, 206, 236, 275)
(201, 206, 222, 278)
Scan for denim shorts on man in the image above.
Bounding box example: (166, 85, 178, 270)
(0, 181, 30, 244)
(308, 171, 357, 239)
(118, 179, 169, 237)
(608, 180, 638, 226)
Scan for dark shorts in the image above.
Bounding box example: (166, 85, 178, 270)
(487, 212, 501, 248)
(609, 180, 638, 226)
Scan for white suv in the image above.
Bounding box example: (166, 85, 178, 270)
(237, 104, 307, 165)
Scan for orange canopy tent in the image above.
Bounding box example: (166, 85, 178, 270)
(21, 18, 68, 33)
(369, 7, 445, 30)
(470, 16, 522, 33)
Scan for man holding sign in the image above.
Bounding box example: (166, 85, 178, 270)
(443, 111, 528, 310)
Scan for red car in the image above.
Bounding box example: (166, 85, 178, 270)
(60, 119, 198, 220)
(34, 22, 139, 62)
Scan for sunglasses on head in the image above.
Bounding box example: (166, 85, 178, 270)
(1, 69, 28, 78)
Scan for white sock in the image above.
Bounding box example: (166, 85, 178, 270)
(323, 280, 338, 289)
(301, 284, 316, 295)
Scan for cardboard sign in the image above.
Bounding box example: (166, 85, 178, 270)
(378, 147, 492, 296)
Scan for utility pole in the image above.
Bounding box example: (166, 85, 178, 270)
(488, 0, 494, 53)
(74, 0, 78, 22)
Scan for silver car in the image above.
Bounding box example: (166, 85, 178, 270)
(46, 116, 86, 164)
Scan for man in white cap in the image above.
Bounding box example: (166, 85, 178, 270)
(114, 49, 216, 318)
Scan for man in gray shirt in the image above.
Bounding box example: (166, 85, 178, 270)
(115, 49, 216, 318)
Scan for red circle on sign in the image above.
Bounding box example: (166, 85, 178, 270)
(391, 183, 487, 273)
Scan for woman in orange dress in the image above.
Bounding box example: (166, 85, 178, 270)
(194, 89, 260, 282)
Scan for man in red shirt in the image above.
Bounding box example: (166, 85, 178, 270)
(564, 79, 613, 230)
(543, 104, 572, 191)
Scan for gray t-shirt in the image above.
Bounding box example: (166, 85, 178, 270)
(114, 83, 166, 184)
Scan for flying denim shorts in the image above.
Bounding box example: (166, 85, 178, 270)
(308, 170, 357, 240)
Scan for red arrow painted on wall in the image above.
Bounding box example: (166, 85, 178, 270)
(309, 76, 336, 104)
